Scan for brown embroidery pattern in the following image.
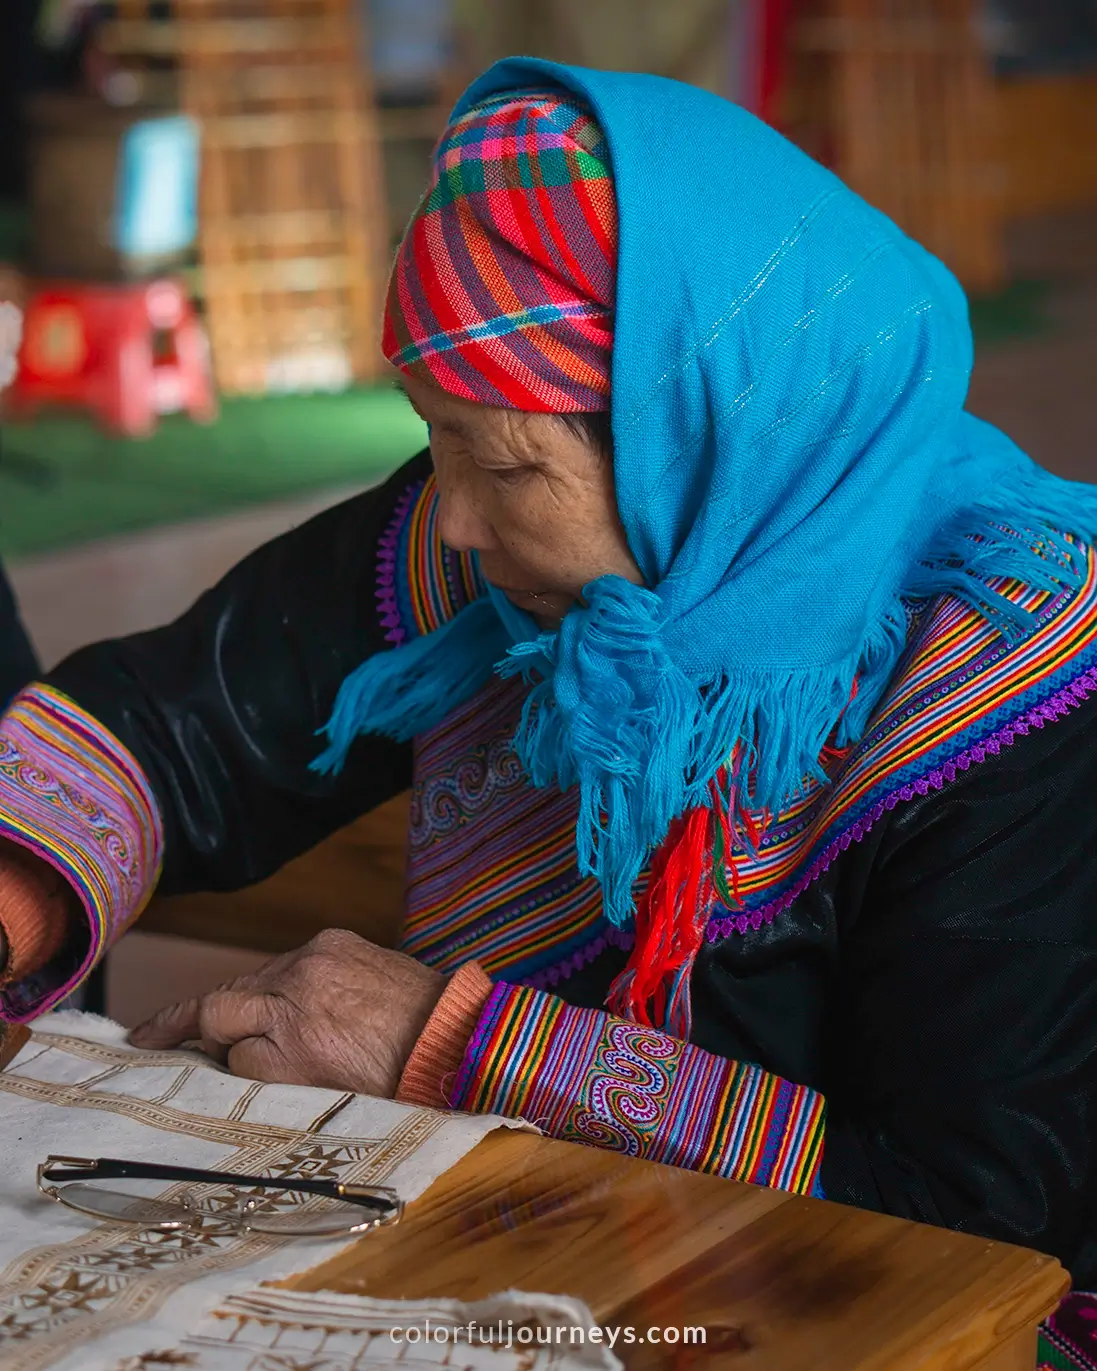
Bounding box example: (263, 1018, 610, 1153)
(122, 1287, 608, 1371)
(0, 1033, 450, 1371)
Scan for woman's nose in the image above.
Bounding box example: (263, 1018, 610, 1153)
(434, 473, 494, 554)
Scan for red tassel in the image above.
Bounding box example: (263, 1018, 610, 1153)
(607, 680, 863, 1034)
(607, 804, 713, 1031)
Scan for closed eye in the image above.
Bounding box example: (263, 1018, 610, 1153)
(393, 377, 420, 414)
(478, 465, 528, 483)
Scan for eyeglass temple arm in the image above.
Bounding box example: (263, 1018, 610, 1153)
(40, 1157, 397, 1211)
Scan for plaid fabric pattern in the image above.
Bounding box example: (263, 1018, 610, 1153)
(383, 90, 616, 412)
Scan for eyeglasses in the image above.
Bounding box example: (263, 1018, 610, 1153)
(38, 1154, 403, 1238)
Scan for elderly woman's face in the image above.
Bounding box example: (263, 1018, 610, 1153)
(400, 372, 642, 626)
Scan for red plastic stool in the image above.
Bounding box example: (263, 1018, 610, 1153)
(6, 278, 217, 438)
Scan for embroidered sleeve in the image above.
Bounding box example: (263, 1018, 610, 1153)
(380, 473, 487, 645)
(0, 685, 163, 1022)
(451, 982, 825, 1196)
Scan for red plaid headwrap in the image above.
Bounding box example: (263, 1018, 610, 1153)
(382, 90, 617, 413)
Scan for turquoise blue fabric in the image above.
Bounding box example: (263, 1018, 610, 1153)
(315, 58, 1097, 931)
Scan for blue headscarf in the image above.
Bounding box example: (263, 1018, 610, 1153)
(315, 59, 1097, 933)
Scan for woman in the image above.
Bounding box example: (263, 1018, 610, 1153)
(0, 59, 1096, 1360)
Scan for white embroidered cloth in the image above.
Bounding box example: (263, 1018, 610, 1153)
(0, 1012, 529, 1371)
(117, 1286, 623, 1371)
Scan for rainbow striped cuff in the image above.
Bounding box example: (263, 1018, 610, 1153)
(452, 983, 825, 1196)
(0, 685, 163, 1022)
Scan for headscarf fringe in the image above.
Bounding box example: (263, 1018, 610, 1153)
(311, 597, 509, 772)
(313, 464, 1097, 1036)
(493, 578, 909, 933)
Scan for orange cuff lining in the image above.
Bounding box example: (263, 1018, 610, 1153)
(0, 839, 78, 984)
(395, 960, 494, 1110)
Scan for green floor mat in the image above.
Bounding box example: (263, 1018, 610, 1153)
(0, 386, 428, 559)
(0, 272, 1058, 561)
(969, 278, 1053, 346)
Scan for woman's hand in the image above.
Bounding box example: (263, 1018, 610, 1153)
(129, 929, 447, 1097)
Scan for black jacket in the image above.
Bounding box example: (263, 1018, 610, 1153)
(0, 557, 38, 711)
(46, 452, 1097, 1283)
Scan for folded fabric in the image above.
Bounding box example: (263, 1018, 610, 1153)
(0, 1010, 528, 1371)
(119, 1284, 623, 1371)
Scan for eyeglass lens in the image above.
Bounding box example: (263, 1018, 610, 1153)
(240, 1193, 398, 1235)
(52, 1180, 398, 1236)
(53, 1182, 194, 1229)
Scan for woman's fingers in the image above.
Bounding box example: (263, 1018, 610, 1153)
(194, 989, 282, 1044)
(226, 1035, 298, 1083)
(129, 995, 203, 1049)
(130, 988, 281, 1051)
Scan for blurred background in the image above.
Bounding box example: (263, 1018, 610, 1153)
(0, 0, 1094, 1020)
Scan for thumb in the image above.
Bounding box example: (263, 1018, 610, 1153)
(129, 996, 202, 1049)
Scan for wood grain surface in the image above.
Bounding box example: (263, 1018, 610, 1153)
(286, 1129, 1067, 1371)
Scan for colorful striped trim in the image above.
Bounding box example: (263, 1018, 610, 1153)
(452, 982, 825, 1196)
(380, 474, 486, 644)
(1038, 1292, 1097, 1371)
(375, 481, 422, 647)
(707, 550, 1097, 938)
(388, 301, 607, 372)
(393, 482, 1097, 977)
(402, 673, 636, 983)
(392, 477, 636, 984)
(0, 685, 163, 1021)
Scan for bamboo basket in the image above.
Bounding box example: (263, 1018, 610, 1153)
(100, 0, 387, 394)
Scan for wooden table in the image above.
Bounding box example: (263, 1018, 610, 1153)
(285, 1129, 1067, 1371)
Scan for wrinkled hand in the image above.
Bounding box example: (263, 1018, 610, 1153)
(129, 929, 447, 1097)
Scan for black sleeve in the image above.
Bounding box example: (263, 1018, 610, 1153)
(0, 557, 39, 710)
(821, 684, 1097, 1281)
(43, 451, 433, 897)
